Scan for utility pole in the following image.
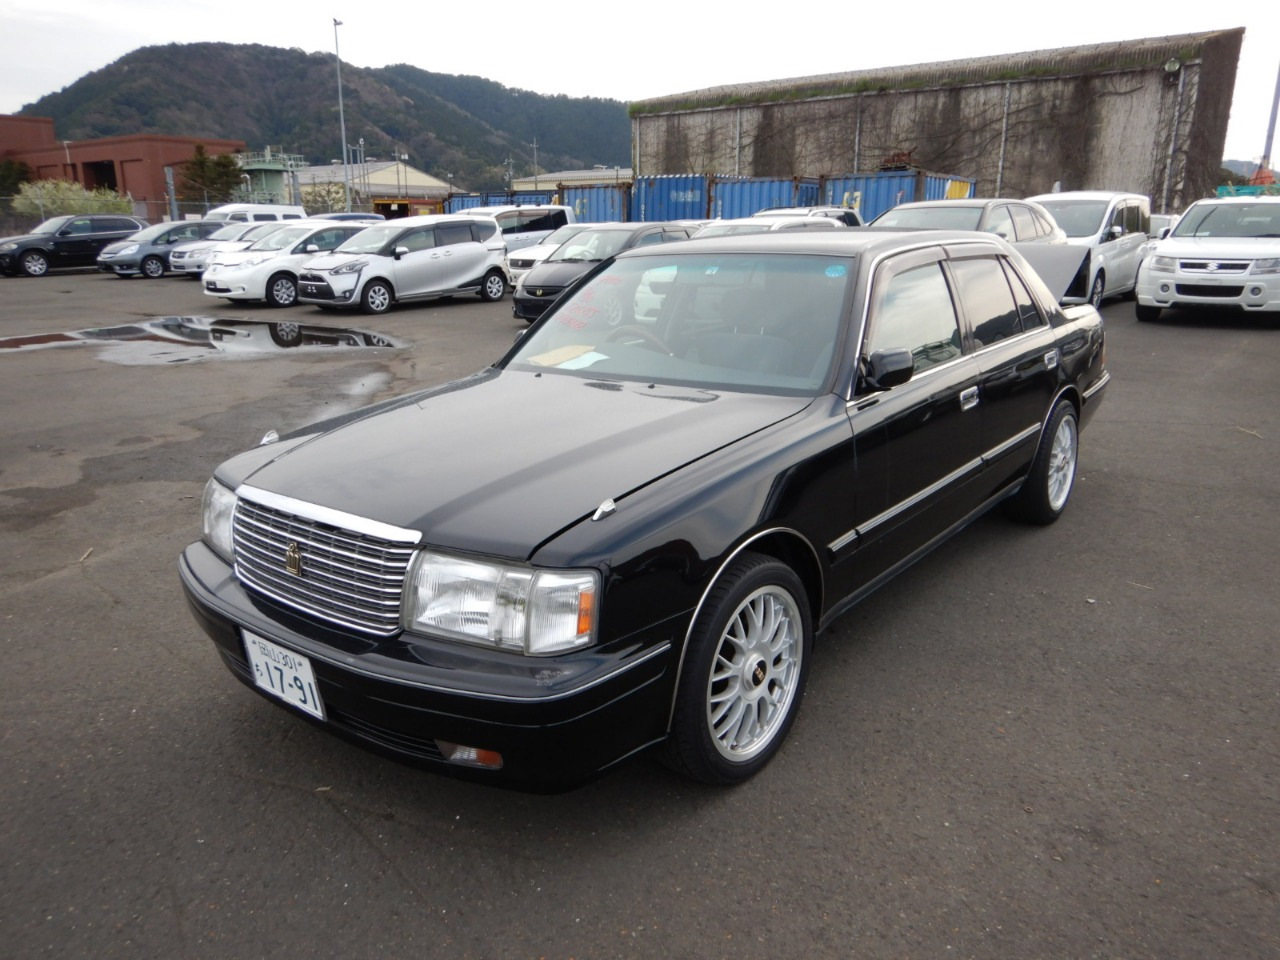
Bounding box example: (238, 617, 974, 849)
(333, 19, 351, 212)
(1258, 60, 1280, 181)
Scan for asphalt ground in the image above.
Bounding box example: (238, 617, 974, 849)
(1, 268, 1277, 959)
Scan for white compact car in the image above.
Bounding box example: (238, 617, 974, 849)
(169, 221, 291, 278)
(1135, 196, 1280, 322)
(297, 214, 509, 313)
(202, 221, 370, 307)
(1027, 190, 1150, 307)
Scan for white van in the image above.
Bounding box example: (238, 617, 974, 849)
(461, 204, 575, 253)
(205, 203, 308, 223)
(1026, 190, 1150, 306)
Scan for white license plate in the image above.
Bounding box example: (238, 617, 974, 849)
(243, 631, 325, 720)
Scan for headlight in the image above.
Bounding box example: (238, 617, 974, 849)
(117, 244, 139, 256)
(1252, 258, 1280, 275)
(1147, 256, 1176, 273)
(202, 479, 237, 562)
(0, 242, 15, 252)
(332, 260, 366, 275)
(403, 551, 598, 655)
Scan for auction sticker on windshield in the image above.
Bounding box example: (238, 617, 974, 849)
(243, 631, 325, 720)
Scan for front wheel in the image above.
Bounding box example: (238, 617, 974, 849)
(20, 251, 49, 277)
(479, 269, 507, 302)
(267, 272, 298, 308)
(141, 255, 165, 279)
(361, 279, 393, 314)
(1135, 304, 1161, 322)
(664, 553, 812, 785)
(1006, 399, 1078, 525)
(1088, 273, 1105, 309)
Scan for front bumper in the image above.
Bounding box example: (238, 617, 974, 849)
(97, 257, 143, 275)
(298, 273, 360, 308)
(512, 291, 562, 321)
(179, 541, 676, 789)
(1137, 266, 1280, 313)
(203, 267, 265, 301)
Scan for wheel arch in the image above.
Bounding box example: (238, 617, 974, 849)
(664, 526, 823, 731)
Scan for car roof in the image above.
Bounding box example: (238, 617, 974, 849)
(1028, 190, 1146, 201)
(1184, 195, 1280, 206)
(633, 228, 1010, 259)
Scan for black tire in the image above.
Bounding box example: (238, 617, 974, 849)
(361, 279, 393, 314)
(479, 269, 507, 302)
(19, 250, 49, 277)
(1135, 304, 1161, 322)
(269, 321, 303, 347)
(267, 272, 298, 308)
(664, 552, 812, 785)
(1088, 272, 1105, 309)
(1005, 399, 1079, 525)
(140, 255, 165, 279)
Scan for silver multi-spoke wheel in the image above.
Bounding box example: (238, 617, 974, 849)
(707, 585, 804, 762)
(480, 270, 507, 301)
(1046, 414, 1078, 512)
(666, 553, 812, 784)
(20, 251, 49, 276)
(269, 273, 297, 307)
(363, 281, 392, 314)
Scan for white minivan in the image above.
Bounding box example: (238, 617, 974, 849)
(205, 203, 308, 222)
(461, 204, 575, 253)
(1027, 190, 1150, 306)
(297, 214, 509, 313)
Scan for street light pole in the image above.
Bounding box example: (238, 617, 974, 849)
(333, 18, 352, 212)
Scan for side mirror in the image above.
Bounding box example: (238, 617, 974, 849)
(305, 244, 320, 253)
(1108, 224, 1123, 240)
(1158, 227, 1171, 239)
(394, 245, 409, 259)
(864, 348, 914, 391)
(57, 229, 73, 237)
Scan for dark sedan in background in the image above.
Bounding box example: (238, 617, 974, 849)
(511, 221, 697, 322)
(0, 213, 149, 276)
(180, 230, 1108, 790)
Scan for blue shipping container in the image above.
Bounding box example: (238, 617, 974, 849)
(820, 172, 974, 222)
(630, 175, 712, 222)
(564, 184, 631, 223)
(708, 177, 822, 219)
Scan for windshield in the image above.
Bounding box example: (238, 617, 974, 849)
(872, 206, 983, 230)
(208, 223, 260, 241)
(543, 224, 590, 247)
(31, 217, 73, 235)
(547, 229, 636, 263)
(334, 223, 404, 254)
(694, 223, 773, 237)
(249, 225, 314, 251)
(127, 223, 173, 242)
(1172, 202, 1280, 239)
(504, 252, 852, 395)
(1036, 200, 1109, 238)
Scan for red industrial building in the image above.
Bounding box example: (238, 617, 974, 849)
(1, 115, 244, 221)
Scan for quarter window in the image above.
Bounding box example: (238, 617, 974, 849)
(1009, 204, 1036, 241)
(866, 262, 961, 373)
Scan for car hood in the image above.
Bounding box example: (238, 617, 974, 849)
(1150, 236, 1280, 259)
(215, 249, 283, 268)
(302, 252, 370, 272)
(0, 232, 43, 246)
(99, 239, 139, 254)
(239, 368, 813, 559)
(510, 242, 560, 263)
(522, 260, 596, 288)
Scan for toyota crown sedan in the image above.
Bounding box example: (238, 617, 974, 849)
(180, 230, 1109, 790)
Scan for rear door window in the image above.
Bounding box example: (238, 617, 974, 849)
(436, 223, 474, 247)
(947, 256, 1021, 347)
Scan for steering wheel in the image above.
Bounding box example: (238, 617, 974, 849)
(604, 324, 673, 354)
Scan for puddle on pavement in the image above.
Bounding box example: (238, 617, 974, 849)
(0, 317, 406, 365)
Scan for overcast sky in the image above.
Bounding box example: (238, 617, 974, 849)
(1, 0, 1275, 165)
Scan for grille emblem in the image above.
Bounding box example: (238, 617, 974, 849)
(285, 542, 303, 576)
(1207, 262, 1219, 272)
(534, 288, 543, 296)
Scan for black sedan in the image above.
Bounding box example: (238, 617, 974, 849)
(179, 230, 1109, 790)
(511, 221, 696, 322)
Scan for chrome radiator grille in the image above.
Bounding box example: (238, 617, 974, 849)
(233, 498, 416, 636)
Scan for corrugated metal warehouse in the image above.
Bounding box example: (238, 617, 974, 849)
(629, 29, 1244, 214)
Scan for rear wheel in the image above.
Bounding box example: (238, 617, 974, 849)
(1135, 304, 1161, 322)
(361, 279, 393, 314)
(20, 251, 49, 277)
(1006, 399, 1078, 525)
(664, 552, 812, 784)
(140, 255, 165, 279)
(479, 269, 507, 302)
(267, 272, 298, 308)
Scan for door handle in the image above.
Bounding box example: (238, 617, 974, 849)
(960, 386, 979, 411)
(1044, 349, 1059, 370)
